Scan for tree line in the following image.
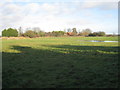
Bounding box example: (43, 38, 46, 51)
(2, 27, 106, 38)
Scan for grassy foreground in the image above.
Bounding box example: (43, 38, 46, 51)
(2, 36, 119, 88)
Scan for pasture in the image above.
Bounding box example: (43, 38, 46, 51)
(2, 36, 119, 88)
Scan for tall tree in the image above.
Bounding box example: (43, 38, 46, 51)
(32, 27, 41, 33)
(2, 28, 18, 37)
(67, 28, 72, 32)
(78, 29, 81, 33)
(72, 28, 77, 36)
(64, 28, 66, 33)
(18, 27, 23, 36)
(72, 28, 77, 33)
(81, 28, 92, 36)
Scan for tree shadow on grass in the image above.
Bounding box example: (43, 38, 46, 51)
(42, 44, 119, 55)
(2, 45, 119, 88)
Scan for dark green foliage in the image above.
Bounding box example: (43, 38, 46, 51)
(89, 31, 106, 36)
(97, 31, 106, 36)
(2, 28, 18, 37)
(2, 29, 7, 37)
(52, 31, 65, 37)
(89, 32, 97, 36)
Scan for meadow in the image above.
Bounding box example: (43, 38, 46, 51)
(2, 36, 119, 88)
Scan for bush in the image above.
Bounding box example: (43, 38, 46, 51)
(23, 30, 36, 38)
(52, 31, 65, 37)
(2, 28, 18, 37)
(38, 31, 45, 37)
(88, 31, 106, 36)
(97, 31, 106, 36)
(88, 32, 97, 36)
(45, 32, 53, 37)
(80, 28, 92, 36)
(2, 29, 7, 37)
(33, 30, 45, 37)
(79, 32, 90, 36)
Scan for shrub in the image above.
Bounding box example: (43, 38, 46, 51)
(88, 33, 96, 36)
(80, 28, 92, 36)
(97, 31, 106, 36)
(88, 31, 106, 36)
(52, 31, 65, 37)
(2, 29, 7, 37)
(38, 31, 45, 37)
(45, 32, 53, 37)
(2, 28, 18, 37)
(33, 29, 45, 37)
(23, 30, 36, 38)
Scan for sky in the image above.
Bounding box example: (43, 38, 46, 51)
(0, 0, 119, 35)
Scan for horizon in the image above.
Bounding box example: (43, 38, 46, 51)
(1, 27, 119, 35)
(0, 0, 119, 35)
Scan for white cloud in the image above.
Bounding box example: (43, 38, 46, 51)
(0, 1, 118, 35)
(78, 2, 118, 9)
(74, 0, 119, 2)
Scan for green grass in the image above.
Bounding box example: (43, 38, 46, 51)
(2, 36, 119, 88)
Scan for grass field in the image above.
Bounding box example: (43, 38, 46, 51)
(2, 36, 119, 88)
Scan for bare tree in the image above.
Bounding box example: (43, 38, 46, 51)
(18, 27, 23, 36)
(32, 27, 41, 33)
(64, 28, 66, 33)
(72, 28, 77, 36)
(81, 28, 92, 36)
(77, 29, 81, 33)
(67, 28, 72, 32)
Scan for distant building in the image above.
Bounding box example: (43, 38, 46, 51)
(67, 32, 73, 36)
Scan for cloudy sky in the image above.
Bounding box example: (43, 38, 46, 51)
(0, 0, 119, 35)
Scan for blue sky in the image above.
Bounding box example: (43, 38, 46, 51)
(0, 0, 119, 35)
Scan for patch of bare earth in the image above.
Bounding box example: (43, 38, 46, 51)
(1, 37, 29, 40)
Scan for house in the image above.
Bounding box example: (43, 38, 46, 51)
(67, 32, 73, 36)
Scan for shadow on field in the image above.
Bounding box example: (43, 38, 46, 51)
(2, 45, 118, 88)
(42, 45, 119, 55)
